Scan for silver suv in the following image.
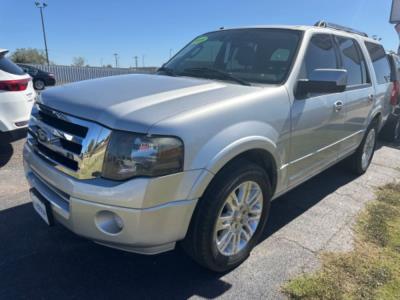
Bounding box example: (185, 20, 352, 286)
(24, 22, 392, 272)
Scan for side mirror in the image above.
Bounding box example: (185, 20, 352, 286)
(296, 69, 348, 98)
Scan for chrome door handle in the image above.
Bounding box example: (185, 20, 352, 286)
(368, 94, 374, 103)
(334, 100, 343, 112)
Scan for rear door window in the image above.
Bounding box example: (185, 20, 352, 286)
(0, 56, 25, 75)
(335, 37, 369, 86)
(365, 42, 391, 84)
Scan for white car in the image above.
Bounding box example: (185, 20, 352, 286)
(0, 49, 35, 132)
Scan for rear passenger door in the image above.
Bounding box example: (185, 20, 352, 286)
(364, 42, 392, 124)
(334, 36, 374, 155)
(289, 34, 346, 187)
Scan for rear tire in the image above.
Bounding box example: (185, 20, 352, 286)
(182, 159, 272, 272)
(380, 115, 400, 143)
(348, 122, 378, 175)
(34, 79, 45, 90)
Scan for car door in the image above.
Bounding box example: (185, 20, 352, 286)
(334, 36, 375, 155)
(288, 34, 346, 187)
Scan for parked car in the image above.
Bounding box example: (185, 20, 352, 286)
(18, 64, 56, 90)
(24, 22, 392, 272)
(0, 49, 35, 132)
(380, 52, 400, 142)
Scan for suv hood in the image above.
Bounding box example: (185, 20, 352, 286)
(40, 74, 259, 133)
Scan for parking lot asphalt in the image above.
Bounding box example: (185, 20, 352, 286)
(1, 131, 399, 300)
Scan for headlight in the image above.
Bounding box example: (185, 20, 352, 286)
(102, 131, 184, 181)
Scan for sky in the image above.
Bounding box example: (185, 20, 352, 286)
(1, 0, 399, 67)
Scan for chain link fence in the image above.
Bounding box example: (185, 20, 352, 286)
(26, 64, 157, 85)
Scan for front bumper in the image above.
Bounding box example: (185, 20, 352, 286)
(23, 144, 203, 254)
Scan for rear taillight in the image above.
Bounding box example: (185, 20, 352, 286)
(0, 78, 30, 92)
(391, 80, 400, 106)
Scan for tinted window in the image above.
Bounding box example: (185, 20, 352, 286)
(0, 56, 25, 75)
(336, 37, 368, 86)
(164, 29, 302, 84)
(301, 34, 338, 79)
(365, 42, 391, 84)
(184, 40, 223, 63)
(387, 54, 400, 81)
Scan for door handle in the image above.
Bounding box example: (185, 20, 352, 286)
(334, 100, 343, 112)
(368, 94, 374, 103)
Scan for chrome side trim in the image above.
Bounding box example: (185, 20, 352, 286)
(281, 130, 364, 170)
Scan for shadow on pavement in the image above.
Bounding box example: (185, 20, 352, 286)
(263, 163, 357, 240)
(0, 162, 359, 299)
(0, 129, 26, 168)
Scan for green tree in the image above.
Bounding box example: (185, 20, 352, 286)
(10, 48, 47, 64)
(72, 56, 86, 67)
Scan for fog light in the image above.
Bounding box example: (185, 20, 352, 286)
(95, 211, 124, 235)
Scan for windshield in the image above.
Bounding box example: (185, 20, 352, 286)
(162, 28, 302, 85)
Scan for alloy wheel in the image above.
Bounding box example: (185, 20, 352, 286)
(214, 181, 263, 256)
(361, 128, 376, 170)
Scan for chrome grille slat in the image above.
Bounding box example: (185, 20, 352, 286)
(27, 135, 78, 172)
(28, 103, 112, 180)
(29, 126, 82, 162)
(30, 114, 84, 145)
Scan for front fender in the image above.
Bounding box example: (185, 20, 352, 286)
(187, 121, 285, 199)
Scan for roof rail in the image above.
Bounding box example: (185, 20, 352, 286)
(314, 21, 368, 37)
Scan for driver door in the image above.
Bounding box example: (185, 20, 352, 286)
(288, 34, 347, 187)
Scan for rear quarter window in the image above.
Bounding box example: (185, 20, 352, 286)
(365, 42, 391, 84)
(0, 56, 25, 75)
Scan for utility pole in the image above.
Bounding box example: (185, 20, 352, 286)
(134, 56, 138, 69)
(142, 54, 145, 68)
(35, 1, 49, 65)
(113, 53, 119, 68)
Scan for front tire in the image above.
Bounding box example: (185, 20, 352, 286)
(182, 160, 271, 272)
(348, 122, 377, 175)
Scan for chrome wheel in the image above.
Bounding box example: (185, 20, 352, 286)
(214, 181, 263, 256)
(361, 128, 376, 170)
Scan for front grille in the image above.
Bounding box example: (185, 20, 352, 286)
(38, 108, 88, 137)
(27, 103, 112, 180)
(37, 143, 79, 171)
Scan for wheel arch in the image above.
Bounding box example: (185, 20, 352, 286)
(188, 137, 281, 201)
(370, 111, 382, 130)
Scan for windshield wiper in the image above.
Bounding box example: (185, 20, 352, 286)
(182, 67, 251, 86)
(157, 66, 177, 77)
